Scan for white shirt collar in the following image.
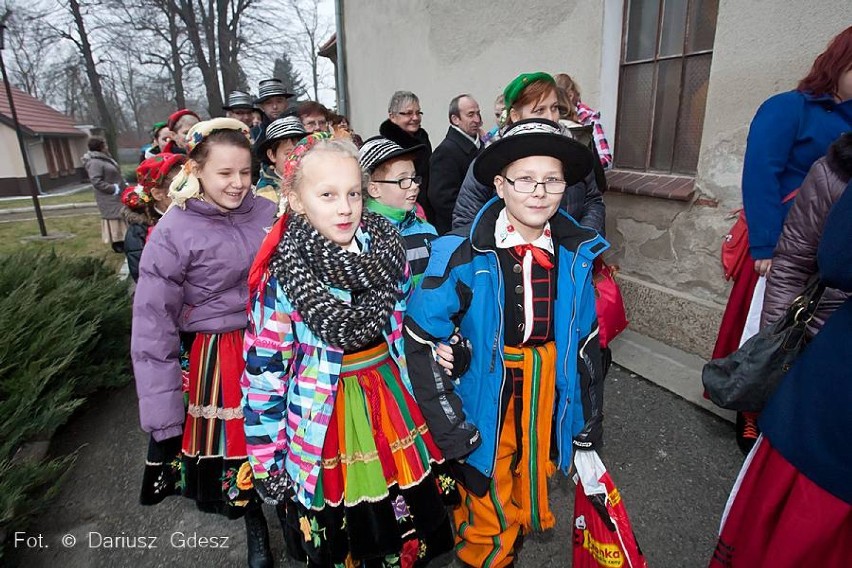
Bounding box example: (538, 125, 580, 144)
(494, 208, 554, 254)
(344, 238, 362, 254)
(451, 124, 481, 149)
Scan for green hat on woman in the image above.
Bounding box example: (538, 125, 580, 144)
(151, 121, 168, 136)
(502, 72, 556, 108)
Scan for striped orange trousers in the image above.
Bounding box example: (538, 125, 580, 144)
(454, 342, 558, 568)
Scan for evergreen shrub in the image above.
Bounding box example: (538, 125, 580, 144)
(0, 251, 131, 551)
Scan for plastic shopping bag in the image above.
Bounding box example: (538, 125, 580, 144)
(572, 450, 647, 568)
(593, 259, 629, 348)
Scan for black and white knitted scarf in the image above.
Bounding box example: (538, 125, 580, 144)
(270, 211, 407, 351)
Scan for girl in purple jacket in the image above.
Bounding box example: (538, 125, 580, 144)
(130, 118, 277, 566)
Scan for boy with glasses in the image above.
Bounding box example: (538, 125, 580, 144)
(359, 137, 438, 287)
(404, 119, 608, 567)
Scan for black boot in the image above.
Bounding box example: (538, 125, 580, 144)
(244, 505, 274, 568)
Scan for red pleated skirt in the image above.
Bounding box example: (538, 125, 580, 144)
(710, 437, 852, 567)
(712, 256, 760, 360)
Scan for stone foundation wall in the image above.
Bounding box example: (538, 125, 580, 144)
(603, 192, 731, 359)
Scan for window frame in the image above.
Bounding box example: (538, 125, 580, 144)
(615, 0, 716, 175)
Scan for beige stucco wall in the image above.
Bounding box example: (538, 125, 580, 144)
(340, 0, 849, 358)
(1, 124, 88, 182)
(619, 3, 852, 293)
(604, 1, 851, 357)
(26, 140, 48, 176)
(609, 0, 851, 302)
(0, 125, 26, 178)
(343, 0, 606, 139)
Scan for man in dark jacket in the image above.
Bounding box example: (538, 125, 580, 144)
(428, 94, 483, 234)
(380, 90, 434, 220)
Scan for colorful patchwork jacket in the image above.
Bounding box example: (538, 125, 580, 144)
(240, 228, 413, 508)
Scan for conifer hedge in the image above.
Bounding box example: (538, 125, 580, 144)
(0, 251, 131, 551)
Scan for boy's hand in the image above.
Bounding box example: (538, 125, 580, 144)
(435, 342, 455, 373)
(435, 334, 471, 378)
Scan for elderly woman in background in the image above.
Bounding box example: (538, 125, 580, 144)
(82, 136, 127, 253)
(711, 26, 852, 454)
(380, 90, 434, 220)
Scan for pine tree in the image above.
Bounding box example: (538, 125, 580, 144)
(272, 52, 307, 100)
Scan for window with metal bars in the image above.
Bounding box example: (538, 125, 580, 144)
(615, 0, 719, 175)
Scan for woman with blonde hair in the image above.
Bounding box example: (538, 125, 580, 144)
(554, 73, 612, 170)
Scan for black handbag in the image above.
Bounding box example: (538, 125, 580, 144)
(702, 279, 825, 412)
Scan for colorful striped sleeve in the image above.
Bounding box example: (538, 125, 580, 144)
(241, 276, 295, 480)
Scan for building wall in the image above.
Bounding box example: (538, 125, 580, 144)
(0, 125, 26, 178)
(0, 125, 88, 196)
(340, 0, 849, 358)
(697, 0, 850, 208)
(343, 0, 606, 139)
(69, 137, 88, 168)
(604, 0, 851, 357)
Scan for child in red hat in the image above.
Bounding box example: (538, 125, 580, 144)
(162, 109, 200, 154)
(122, 153, 186, 282)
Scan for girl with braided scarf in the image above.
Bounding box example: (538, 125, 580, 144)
(241, 136, 455, 567)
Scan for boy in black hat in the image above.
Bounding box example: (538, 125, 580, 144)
(254, 116, 307, 205)
(358, 137, 438, 287)
(255, 79, 294, 122)
(222, 90, 255, 128)
(404, 119, 608, 567)
(251, 78, 297, 151)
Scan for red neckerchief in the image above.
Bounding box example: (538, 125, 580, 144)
(513, 244, 554, 269)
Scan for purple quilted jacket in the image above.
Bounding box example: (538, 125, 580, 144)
(131, 194, 276, 440)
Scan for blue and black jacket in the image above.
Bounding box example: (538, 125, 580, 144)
(404, 197, 608, 487)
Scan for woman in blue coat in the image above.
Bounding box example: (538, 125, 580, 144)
(712, 26, 852, 452)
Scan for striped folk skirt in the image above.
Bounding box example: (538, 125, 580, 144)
(281, 342, 454, 567)
(181, 329, 257, 518)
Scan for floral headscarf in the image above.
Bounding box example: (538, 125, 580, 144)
(137, 153, 186, 191)
(121, 184, 151, 211)
(168, 117, 252, 209)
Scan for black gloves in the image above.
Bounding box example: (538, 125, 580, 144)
(447, 333, 472, 379)
(254, 473, 290, 506)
